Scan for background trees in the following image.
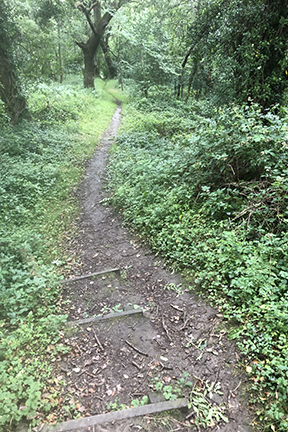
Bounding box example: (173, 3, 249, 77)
(182, 0, 288, 108)
(0, 1, 29, 123)
(75, 0, 128, 88)
(1, 0, 288, 117)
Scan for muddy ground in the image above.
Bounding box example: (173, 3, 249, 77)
(35, 106, 251, 431)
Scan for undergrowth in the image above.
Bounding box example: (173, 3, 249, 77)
(0, 77, 119, 429)
(107, 94, 288, 431)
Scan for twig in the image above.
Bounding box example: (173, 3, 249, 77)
(125, 340, 148, 357)
(89, 304, 98, 313)
(232, 380, 242, 393)
(180, 315, 193, 331)
(132, 361, 142, 370)
(159, 361, 173, 371)
(86, 370, 100, 378)
(185, 410, 196, 420)
(170, 304, 184, 312)
(210, 368, 221, 393)
(92, 329, 104, 351)
(162, 315, 172, 342)
(94, 394, 103, 400)
(59, 268, 120, 284)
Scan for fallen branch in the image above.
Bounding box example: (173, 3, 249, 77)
(159, 361, 173, 371)
(125, 340, 148, 357)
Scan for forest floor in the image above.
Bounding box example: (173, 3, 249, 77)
(34, 105, 251, 432)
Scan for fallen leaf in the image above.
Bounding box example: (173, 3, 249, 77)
(78, 406, 86, 413)
(163, 376, 171, 383)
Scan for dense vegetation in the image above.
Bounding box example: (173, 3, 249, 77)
(107, 94, 288, 431)
(1, 0, 288, 430)
(0, 79, 119, 429)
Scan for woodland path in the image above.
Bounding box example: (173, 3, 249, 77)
(38, 105, 251, 432)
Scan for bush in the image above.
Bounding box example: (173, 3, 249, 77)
(107, 96, 288, 431)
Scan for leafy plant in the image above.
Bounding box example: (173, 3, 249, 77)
(0, 78, 119, 429)
(131, 395, 149, 408)
(188, 382, 228, 428)
(107, 93, 288, 431)
(107, 398, 126, 411)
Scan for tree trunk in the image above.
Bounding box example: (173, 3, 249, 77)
(58, 24, 63, 83)
(76, 2, 113, 88)
(0, 1, 29, 124)
(77, 34, 102, 88)
(0, 56, 28, 124)
(100, 37, 117, 78)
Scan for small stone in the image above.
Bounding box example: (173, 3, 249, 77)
(211, 393, 222, 405)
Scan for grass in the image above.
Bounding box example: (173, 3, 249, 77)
(0, 77, 122, 429)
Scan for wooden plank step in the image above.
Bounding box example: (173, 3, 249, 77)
(59, 268, 120, 284)
(41, 398, 188, 431)
(68, 308, 144, 325)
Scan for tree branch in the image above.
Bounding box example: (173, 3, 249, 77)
(182, 45, 194, 68)
(75, 40, 86, 50)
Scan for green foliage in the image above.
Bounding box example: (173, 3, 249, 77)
(10, 0, 84, 82)
(107, 94, 288, 431)
(0, 314, 68, 427)
(185, 0, 288, 109)
(0, 78, 118, 428)
(111, 0, 195, 95)
(188, 381, 228, 428)
(130, 395, 149, 408)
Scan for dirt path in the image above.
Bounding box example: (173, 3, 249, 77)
(46, 106, 251, 431)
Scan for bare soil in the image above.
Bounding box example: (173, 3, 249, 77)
(45, 106, 251, 431)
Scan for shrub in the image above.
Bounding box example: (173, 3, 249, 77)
(107, 96, 288, 431)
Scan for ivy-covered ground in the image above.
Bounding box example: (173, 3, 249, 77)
(107, 92, 288, 432)
(0, 78, 121, 430)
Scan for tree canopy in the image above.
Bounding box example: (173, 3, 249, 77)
(182, 0, 288, 108)
(1, 0, 288, 116)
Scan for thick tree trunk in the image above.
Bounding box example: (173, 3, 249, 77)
(77, 34, 101, 88)
(76, 2, 113, 88)
(0, 56, 28, 124)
